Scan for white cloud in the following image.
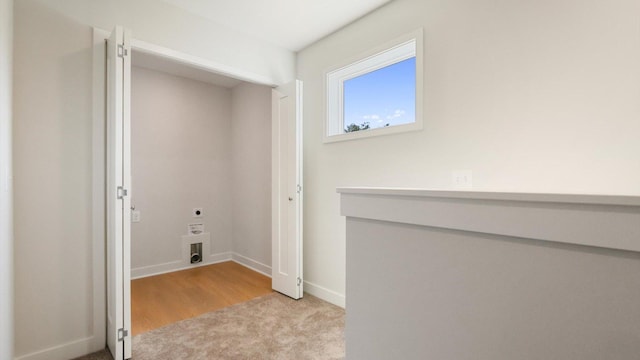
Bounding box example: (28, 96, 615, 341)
(386, 109, 406, 120)
(363, 114, 380, 120)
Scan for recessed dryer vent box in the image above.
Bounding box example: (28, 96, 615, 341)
(190, 242, 202, 264)
(181, 233, 211, 266)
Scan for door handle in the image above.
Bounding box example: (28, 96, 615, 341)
(288, 197, 293, 201)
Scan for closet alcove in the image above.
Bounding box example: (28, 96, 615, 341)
(129, 47, 274, 334)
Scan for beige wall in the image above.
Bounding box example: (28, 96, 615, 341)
(297, 0, 640, 304)
(131, 66, 233, 272)
(231, 83, 272, 269)
(13, 0, 96, 358)
(1, 0, 13, 358)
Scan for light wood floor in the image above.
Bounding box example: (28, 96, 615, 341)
(131, 261, 272, 335)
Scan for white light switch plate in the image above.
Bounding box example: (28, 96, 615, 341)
(131, 210, 141, 223)
(452, 170, 473, 189)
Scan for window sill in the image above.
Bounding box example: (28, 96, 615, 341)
(323, 120, 423, 143)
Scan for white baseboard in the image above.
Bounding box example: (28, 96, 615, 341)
(131, 259, 182, 279)
(231, 253, 272, 277)
(14, 336, 101, 360)
(131, 252, 272, 280)
(131, 252, 232, 279)
(304, 281, 345, 308)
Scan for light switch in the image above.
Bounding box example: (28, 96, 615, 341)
(452, 170, 473, 189)
(131, 210, 141, 223)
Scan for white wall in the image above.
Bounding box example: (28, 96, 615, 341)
(30, 0, 295, 85)
(297, 0, 640, 304)
(0, 0, 13, 358)
(13, 1, 96, 359)
(131, 66, 233, 275)
(231, 83, 273, 273)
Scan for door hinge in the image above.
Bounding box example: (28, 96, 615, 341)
(296, 184, 302, 194)
(117, 186, 128, 199)
(297, 277, 302, 286)
(117, 44, 128, 58)
(117, 328, 128, 341)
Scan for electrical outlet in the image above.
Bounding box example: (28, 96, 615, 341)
(452, 170, 473, 189)
(193, 208, 203, 218)
(131, 210, 141, 223)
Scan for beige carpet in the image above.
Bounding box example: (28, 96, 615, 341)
(73, 293, 345, 360)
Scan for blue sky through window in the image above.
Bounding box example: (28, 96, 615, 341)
(343, 57, 416, 131)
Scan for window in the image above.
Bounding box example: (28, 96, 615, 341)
(325, 29, 423, 142)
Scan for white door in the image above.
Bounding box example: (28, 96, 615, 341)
(272, 80, 303, 299)
(106, 26, 132, 360)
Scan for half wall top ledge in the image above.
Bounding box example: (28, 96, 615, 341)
(337, 187, 640, 253)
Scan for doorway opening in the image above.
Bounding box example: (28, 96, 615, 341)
(128, 48, 275, 335)
(95, 26, 303, 360)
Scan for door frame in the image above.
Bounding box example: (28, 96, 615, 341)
(91, 27, 290, 352)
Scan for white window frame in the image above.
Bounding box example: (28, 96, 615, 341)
(324, 28, 423, 143)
